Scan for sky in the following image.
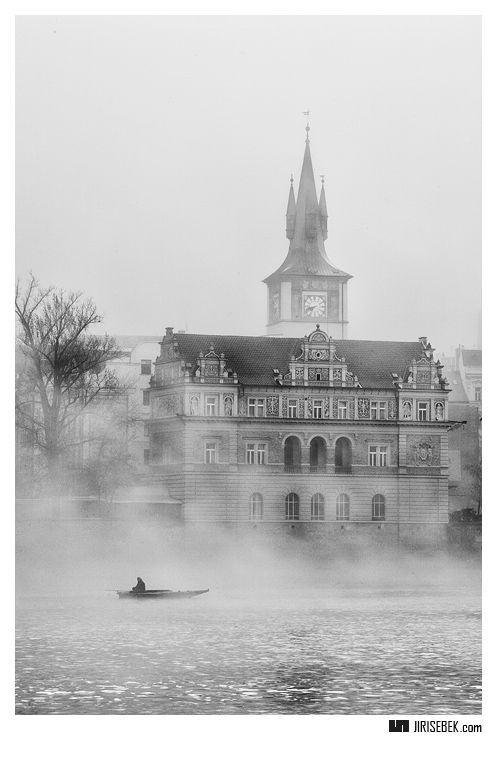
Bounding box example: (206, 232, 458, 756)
(15, 15, 481, 355)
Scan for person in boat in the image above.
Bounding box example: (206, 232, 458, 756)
(132, 577, 146, 593)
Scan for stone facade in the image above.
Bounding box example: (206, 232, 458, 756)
(148, 328, 452, 529)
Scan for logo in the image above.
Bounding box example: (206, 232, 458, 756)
(389, 719, 410, 732)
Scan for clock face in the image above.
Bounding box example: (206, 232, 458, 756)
(303, 294, 326, 317)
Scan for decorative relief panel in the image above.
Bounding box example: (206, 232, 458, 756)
(402, 399, 413, 420)
(298, 398, 305, 417)
(388, 399, 397, 420)
(358, 398, 370, 418)
(223, 394, 234, 416)
(295, 368, 304, 381)
(348, 400, 355, 419)
(416, 370, 431, 385)
(266, 396, 279, 417)
(406, 435, 441, 467)
(307, 398, 313, 417)
(333, 368, 343, 382)
(309, 349, 330, 361)
(153, 394, 179, 417)
(281, 396, 288, 416)
(324, 398, 330, 418)
(332, 398, 338, 419)
(239, 397, 247, 416)
(204, 363, 219, 377)
(308, 367, 329, 380)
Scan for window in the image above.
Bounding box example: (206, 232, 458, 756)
(311, 493, 325, 521)
(336, 493, 350, 521)
(475, 387, 481, 402)
(372, 494, 386, 521)
(338, 400, 348, 419)
(143, 449, 150, 465)
(313, 400, 323, 419)
(204, 442, 218, 464)
(369, 445, 388, 467)
(417, 402, 428, 421)
(246, 443, 266, 465)
(142, 389, 150, 406)
(288, 399, 298, 418)
(285, 492, 300, 521)
(249, 493, 263, 521)
(248, 398, 265, 417)
(206, 396, 218, 416)
(141, 360, 152, 375)
(370, 401, 387, 420)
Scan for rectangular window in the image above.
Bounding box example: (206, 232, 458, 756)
(475, 387, 481, 402)
(368, 445, 388, 467)
(246, 443, 256, 464)
(205, 442, 217, 464)
(246, 443, 267, 465)
(248, 398, 264, 417)
(370, 401, 387, 420)
(313, 400, 323, 419)
(417, 402, 428, 421)
(257, 444, 266, 465)
(288, 399, 298, 418)
(206, 396, 218, 416)
(142, 389, 150, 406)
(141, 360, 152, 375)
(338, 400, 348, 419)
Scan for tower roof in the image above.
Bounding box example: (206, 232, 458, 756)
(264, 133, 351, 282)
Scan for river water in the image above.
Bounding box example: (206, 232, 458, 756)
(15, 518, 481, 715)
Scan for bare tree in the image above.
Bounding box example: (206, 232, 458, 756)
(15, 275, 126, 490)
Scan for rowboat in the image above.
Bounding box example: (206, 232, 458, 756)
(116, 589, 209, 600)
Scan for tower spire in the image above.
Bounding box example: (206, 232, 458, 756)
(286, 174, 296, 239)
(319, 175, 328, 240)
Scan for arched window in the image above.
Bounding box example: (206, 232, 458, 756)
(335, 437, 352, 473)
(310, 436, 327, 473)
(372, 494, 385, 521)
(284, 436, 302, 472)
(249, 493, 263, 521)
(311, 493, 325, 521)
(285, 492, 300, 521)
(336, 493, 350, 521)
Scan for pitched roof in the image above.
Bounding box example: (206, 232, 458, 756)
(444, 369, 470, 403)
(461, 349, 482, 367)
(166, 333, 424, 389)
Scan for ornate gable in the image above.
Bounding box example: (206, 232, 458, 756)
(283, 326, 359, 387)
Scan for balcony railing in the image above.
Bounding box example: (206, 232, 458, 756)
(335, 465, 352, 474)
(284, 465, 302, 473)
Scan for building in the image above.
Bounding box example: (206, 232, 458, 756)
(455, 346, 482, 411)
(148, 327, 452, 538)
(264, 123, 352, 338)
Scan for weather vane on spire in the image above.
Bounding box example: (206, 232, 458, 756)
(303, 110, 311, 140)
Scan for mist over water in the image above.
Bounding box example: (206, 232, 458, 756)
(16, 508, 481, 715)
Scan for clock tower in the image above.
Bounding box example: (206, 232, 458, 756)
(263, 126, 352, 337)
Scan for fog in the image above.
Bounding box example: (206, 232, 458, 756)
(16, 16, 481, 354)
(16, 505, 481, 603)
